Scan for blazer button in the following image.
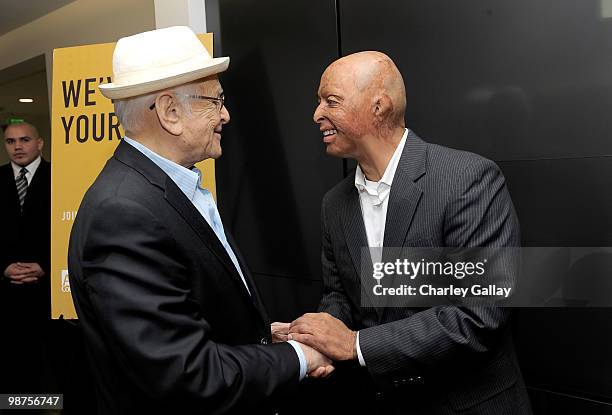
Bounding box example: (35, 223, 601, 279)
(260, 337, 269, 345)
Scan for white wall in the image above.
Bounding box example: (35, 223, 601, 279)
(0, 0, 156, 165)
(154, 0, 206, 32)
(0, 0, 156, 75)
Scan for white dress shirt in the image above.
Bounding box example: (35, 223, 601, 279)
(11, 155, 42, 185)
(354, 128, 408, 366)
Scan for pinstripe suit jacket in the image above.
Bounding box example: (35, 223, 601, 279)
(318, 131, 532, 414)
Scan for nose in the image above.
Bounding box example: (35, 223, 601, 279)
(220, 104, 230, 124)
(313, 102, 324, 124)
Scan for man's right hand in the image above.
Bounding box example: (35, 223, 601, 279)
(296, 341, 335, 378)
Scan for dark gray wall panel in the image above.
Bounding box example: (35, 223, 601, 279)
(207, 1, 612, 410)
(502, 156, 612, 403)
(209, 0, 341, 280)
(516, 309, 612, 402)
(340, 1, 612, 408)
(498, 157, 612, 246)
(340, 0, 612, 161)
(527, 386, 612, 414)
(253, 273, 322, 322)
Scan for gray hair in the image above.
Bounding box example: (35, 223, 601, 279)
(113, 84, 199, 134)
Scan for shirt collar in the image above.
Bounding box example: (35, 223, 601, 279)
(355, 165, 367, 192)
(123, 136, 200, 200)
(355, 128, 409, 192)
(11, 155, 41, 178)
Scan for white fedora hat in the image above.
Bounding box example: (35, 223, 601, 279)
(99, 26, 229, 100)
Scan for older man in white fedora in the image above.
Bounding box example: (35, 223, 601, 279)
(68, 26, 332, 415)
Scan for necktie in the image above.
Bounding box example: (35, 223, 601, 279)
(15, 167, 28, 211)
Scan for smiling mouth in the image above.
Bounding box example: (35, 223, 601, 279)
(322, 129, 337, 143)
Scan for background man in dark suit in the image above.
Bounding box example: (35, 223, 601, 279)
(68, 26, 332, 415)
(288, 51, 532, 414)
(0, 121, 51, 393)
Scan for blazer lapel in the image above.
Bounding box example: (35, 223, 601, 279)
(114, 140, 255, 306)
(340, 184, 383, 319)
(383, 130, 427, 249)
(23, 159, 49, 205)
(381, 131, 427, 314)
(2, 164, 20, 209)
(382, 178, 423, 251)
(164, 181, 254, 303)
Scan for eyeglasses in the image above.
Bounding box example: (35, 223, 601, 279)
(149, 94, 225, 111)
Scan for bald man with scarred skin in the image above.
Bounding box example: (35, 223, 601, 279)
(281, 52, 532, 414)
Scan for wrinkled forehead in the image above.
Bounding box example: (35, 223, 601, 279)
(192, 75, 223, 95)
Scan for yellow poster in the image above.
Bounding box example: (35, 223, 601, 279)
(51, 34, 216, 319)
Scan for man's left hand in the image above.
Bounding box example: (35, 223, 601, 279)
(289, 312, 357, 361)
(270, 322, 290, 343)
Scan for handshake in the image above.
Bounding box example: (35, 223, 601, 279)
(271, 312, 357, 379)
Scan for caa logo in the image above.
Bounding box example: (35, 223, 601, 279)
(61, 270, 71, 293)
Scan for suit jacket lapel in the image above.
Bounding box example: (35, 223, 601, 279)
(340, 184, 383, 319)
(114, 140, 257, 310)
(383, 130, 427, 248)
(381, 131, 427, 314)
(164, 179, 255, 304)
(2, 164, 20, 208)
(24, 159, 49, 205)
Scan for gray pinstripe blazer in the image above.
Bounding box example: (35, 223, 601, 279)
(319, 131, 532, 414)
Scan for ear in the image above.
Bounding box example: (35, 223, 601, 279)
(37, 138, 44, 151)
(373, 94, 393, 121)
(154, 93, 184, 136)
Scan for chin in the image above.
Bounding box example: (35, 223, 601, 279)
(209, 148, 222, 160)
(325, 144, 347, 159)
(12, 159, 29, 167)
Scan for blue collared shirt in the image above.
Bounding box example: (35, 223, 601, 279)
(124, 136, 251, 294)
(123, 137, 307, 380)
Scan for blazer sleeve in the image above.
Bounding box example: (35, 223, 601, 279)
(317, 194, 355, 327)
(75, 196, 300, 412)
(358, 157, 520, 385)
